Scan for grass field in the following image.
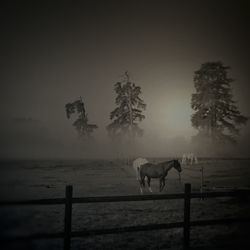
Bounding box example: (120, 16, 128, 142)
(0, 158, 250, 249)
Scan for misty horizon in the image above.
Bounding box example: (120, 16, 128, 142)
(0, 1, 249, 159)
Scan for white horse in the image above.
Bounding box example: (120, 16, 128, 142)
(181, 153, 198, 165)
(133, 157, 148, 180)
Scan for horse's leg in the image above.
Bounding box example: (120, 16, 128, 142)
(159, 177, 166, 192)
(139, 184, 143, 194)
(147, 177, 153, 193)
(141, 175, 145, 187)
(140, 175, 145, 194)
(161, 178, 166, 192)
(136, 167, 140, 180)
(159, 178, 162, 192)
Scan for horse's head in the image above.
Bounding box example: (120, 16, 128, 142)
(174, 159, 182, 173)
(174, 159, 182, 183)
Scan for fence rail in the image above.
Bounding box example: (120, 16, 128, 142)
(1, 184, 250, 250)
(1, 190, 249, 206)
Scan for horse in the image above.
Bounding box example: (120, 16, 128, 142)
(132, 157, 148, 180)
(139, 159, 182, 193)
(181, 153, 198, 165)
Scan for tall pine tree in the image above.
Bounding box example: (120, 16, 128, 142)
(65, 97, 98, 138)
(191, 62, 248, 144)
(107, 71, 146, 141)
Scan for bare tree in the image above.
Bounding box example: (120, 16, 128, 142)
(65, 97, 98, 138)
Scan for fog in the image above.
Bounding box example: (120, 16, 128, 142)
(0, 116, 249, 159)
(0, 1, 249, 159)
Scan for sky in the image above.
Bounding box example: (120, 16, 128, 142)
(0, 0, 250, 158)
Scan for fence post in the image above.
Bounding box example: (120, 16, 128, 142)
(64, 185, 73, 250)
(200, 166, 204, 200)
(183, 183, 191, 250)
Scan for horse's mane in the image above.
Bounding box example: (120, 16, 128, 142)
(163, 159, 176, 164)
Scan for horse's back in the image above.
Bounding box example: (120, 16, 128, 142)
(140, 163, 165, 178)
(133, 157, 148, 169)
(140, 162, 152, 169)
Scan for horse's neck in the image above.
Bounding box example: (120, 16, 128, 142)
(163, 161, 174, 173)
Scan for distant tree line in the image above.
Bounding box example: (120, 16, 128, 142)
(65, 62, 248, 154)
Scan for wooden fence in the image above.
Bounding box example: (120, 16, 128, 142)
(1, 183, 250, 250)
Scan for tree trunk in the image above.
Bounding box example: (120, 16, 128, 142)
(127, 85, 134, 164)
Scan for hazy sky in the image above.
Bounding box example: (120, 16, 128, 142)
(0, 1, 249, 158)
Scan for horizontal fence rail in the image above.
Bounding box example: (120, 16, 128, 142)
(1, 190, 249, 206)
(0, 184, 250, 250)
(0, 198, 66, 206)
(2, 218, 250, 241)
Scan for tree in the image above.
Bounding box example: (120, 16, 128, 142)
(191, 61, 248, 144)
(107, 72, 146, 160)
(65, 97, 98, 138)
